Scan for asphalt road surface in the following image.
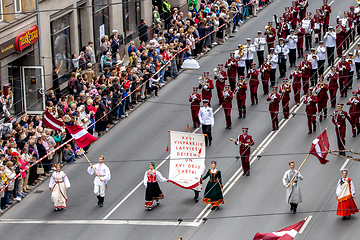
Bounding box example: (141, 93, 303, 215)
(1, 0, 360, 239)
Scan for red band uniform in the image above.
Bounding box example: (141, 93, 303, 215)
(335, 22, 346, 57)
(313, 10, 324, 42)
(247, 64, 259, 105)
(328, 68, 339, 107)
(198, 72, 214, 105)
(332, 104, 354, 155)
(336, 58, 351, 97)
(221, 86, 233, 129)
(260, 59, 271, 95)
(290, 67, 303, 104)
(214, 64, 227, 105)
(279, 79, 291, 119)
(267, 87, 281, 131)
(303, 89, 318, 134)
(321, 1, 331, 32)
(300, 57, 312, 94)
(295, 25, 306, 57)
(265, 22, 277, 52)
(235, 128, 254, 176)
(314, 79, 329, 121)
(290, 2, 299, 29)
(225, 53, 239, 91)
(346, 92, 360, 136)
(189, 88, 202, 128)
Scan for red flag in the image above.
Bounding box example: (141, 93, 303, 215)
(309, 129, 330, 164)
(253, 220, 305, 240)
(43, 110, 63, 131)
(66, 125, 97, 148)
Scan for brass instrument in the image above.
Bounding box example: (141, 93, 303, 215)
(348, 55, 354, 64)
(298, 0, 308, 9)
(222, 90, 230, 99)
(257, 37, 261, 51)
(294, 28, 300, 35)
(356, 50, 359, 57)
(270, 93, 277, 103)
(335, 26, 342, 34)
(191, 93, 197, 103)
(236, 45, 245, 60)
(312, 49, 318, 60)
(213, 67, 221, 79)
(236, 78, 246, 90)
(265, 24, 273, 36)
(199, 76, 209, 89)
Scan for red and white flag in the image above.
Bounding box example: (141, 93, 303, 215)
(43, 110, 63, 131)
(253, 220, 305, 240)
(309, 129, 329, 165)
(66, 125, 97, 148)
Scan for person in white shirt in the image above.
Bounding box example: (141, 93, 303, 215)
(245, 38, 256, 73)
(268, 48, 279, 87)
(354, 43, 360, 80)
(144, 162, 168, 211)
(286, 30, 298, 67)
(235, 44, 247, 77)
(254, 31, 266, 67)
(336, 169, 359, 219)
(87, 155, 111, 207)
(275, 38, 289, 78)
(323, 26, 336, 66)
(347, 52, 355, 89)
(307, 48, 319, 86)
(198, 99, 214, 146)
(316, 41, 327, 76)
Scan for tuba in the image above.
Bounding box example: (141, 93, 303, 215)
(213, 67, 221, 79)
(265, 24, 273, 36)
(199, 76, 208, 88)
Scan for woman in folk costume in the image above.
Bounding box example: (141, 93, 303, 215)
(283, 161, 303, 214)
(144, 162, 168, 211)
(201, 161, 224, 210)
(336, 169, 359, 219)
(49, 164, 70, 211)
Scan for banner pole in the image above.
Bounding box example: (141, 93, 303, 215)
(83, 151, 103, 182)
(286, 153, 310, 188)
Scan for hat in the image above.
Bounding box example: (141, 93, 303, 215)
(257, 31, 262, 34)
(218, 64, 223, 67)
(344, 11, 349, 14)
(353, 91, 358, 95)
(311, 48, 315, 52)
(329, 26, 333, 29)
(319, 41, 324, 44)
(230, 52, 235, 55)
(11, 152, 19, 156)
(211, 161, 217, 165)
(87, 63, 92, 68)
(242, 127, 249, 132)
(203, 99, 209, 103)
(337, 103, 344, 107)
(112, 29, 118, 33)
(319, 76, 324, 80)
(308, 87, 313, 92)
(268, 21, 273, 24)
(246, 38, 251, 41)
(251, 63, 256, 66)
(290, 29, 295, 32)
(341, 55, 346, 59)
(307, 12, 311, 15)
(299, 22, 302, 25)
(283, 78, 288, 82)
(331, 66, 336, 69)
(225, 85, 230, 88)
(150, 162, 156, 167)
(263, 57, 268, 60)
(270, 48, 274, 52)
(340, 168, 348, 173)
(292, 0, 297, 3)
(272, 86, 278, 90)
(350, 6, 355, 10)
(204, 72, 209, 75)
(295, 65, 300, 69)
(238, 76, 245, 80)
(285, 6, 289, 10)
(303, 55, 308, 58)
(349, 53, 354, 56)
(316, 9, 320, 12)
(193, 87, 198, 90)
(279, 38, 284, 41)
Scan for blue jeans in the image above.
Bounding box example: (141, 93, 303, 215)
(113, 105, 120, 118)
(66, 154, 75, 163)
(5, 190, 10, 203)
(158, 69, 164, 84)
(119, 104, 126, 116)
(242, 6, 247, 21)
(13, 178, 18, 198)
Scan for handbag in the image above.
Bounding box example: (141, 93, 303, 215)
(37, 162, 44, 175)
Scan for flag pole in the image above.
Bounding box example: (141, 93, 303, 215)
(286, 153, 310, 188)
(83, 151, 103, 182)
(186, 123, 191, 133)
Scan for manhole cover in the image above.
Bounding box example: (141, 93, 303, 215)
(34, 190, 44, 193)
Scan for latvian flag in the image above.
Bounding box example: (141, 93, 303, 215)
(43, 110, 63, 131)
(66, 125, 97, 149)
(253, 219, 305, 240)
(309, 129, 330, 165)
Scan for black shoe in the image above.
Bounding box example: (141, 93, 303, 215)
(243, 114, 246, 118)
(284, 116, 289, 119)
(246, 172, 250, 176)
(54, 208, 59, 212)
(272, 128, 276, 131)
(238, 115, 242, 119)
(276, 126, 279, 130)
(205, 143, 208, 146)
(58, 208, 62, 211)
(195, 198, 199, 203)
(353, 134, 356, 137)
(251, 102, 255, 105)
(225, 126, 229, 129)
(209, 141, 212, 146)
(242, 172, 246, 176)
(331, 105, 335, 108)
(345, 93, 348, 97)
(156, 201, 160, 206)
(228, 126, 232, 129)
(293, 210, 296, 214)
(219, 102, 222, 105)
(6, 202, 13, 205)
(308, 131, 312, 134)
(320, 118, 322, 122)
(256, 100, 258, 104)
(211, 206, 219, 210)
(148, 208, 152, 211)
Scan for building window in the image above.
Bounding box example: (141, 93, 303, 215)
(50, 14, 71, 82)
(14, 0, 22, 13)
(93, 0, 109, 56)
(123, 0, 141, 41)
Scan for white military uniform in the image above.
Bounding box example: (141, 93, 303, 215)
(316, 46, 326, 61)
(245, 44, 256, 60)
(354, 49, 360, 63)
(307, 54, 319, 69)
(324, 31, 336, 47)
(275, 44, 290, 59)
(235, 50, 247, 67)
(87, 163, 111, 197)
(254, 36, 266, 51)
(282, 169, 303, 204)
(286, 34, 298, 50)
(268, 53, 278, 69)
(198, 106, 214, 127)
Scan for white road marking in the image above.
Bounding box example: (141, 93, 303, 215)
(329, 0, 334, 6)
(299, 215, 313, 234)
(103, 106, 222, 220)
(0, 219, 200, 227)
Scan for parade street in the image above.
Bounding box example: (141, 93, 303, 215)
(1, 0, 360, 239)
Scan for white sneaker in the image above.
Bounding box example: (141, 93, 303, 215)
(15, 197, 21, 201)
(225, 37, 229, 40)
(234, 29, 238, 32)
(212, 42, 218, 45)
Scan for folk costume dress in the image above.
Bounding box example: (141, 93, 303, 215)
(49, 171, 70, 209)
(202, 169, 224, 207)
(143, 169, 167, 209)
(336, 178, 359, 217)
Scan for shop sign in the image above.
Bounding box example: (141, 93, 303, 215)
(0, 38, 16, 59)
(15, 25, 39, 52)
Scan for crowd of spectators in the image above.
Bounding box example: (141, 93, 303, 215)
(0, 0, 270, 214)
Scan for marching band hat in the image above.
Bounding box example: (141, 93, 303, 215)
(270, 48, 275, 51)
(204, 72, 209, 75)
(225, 85, 230, 88)
(193, 87, 198, 90)
(341, 55, 346, 59)
(323, 0, 328, 2)
(218, 63, 223, 67)
(298, 22, 303, 25)
(337, 103, 344, 107)
(303, 54, 308, 58)
(290, 29, 295, 32)
(280, 17, 284, 20)
(283, 78, 288, 81)
(307, 12, 312, 15)
(329, 26, 334, 29)
(307, 88, 313, 92)
(358, 43, 360, 46)
(251, 63, 256, 66)
(263, 57, 268, 60)
(285, 6, 289, 10)
(319, 76, 324, 80)
(242, 127, 249, 132)
(316, 9, 320, 12)
(350, 6, 355, 10)
(340, 168, 348, 173)
(203, 99, 209, 103)
(319, 41, 324, 44)
(349, 52, 354, 56)
(230, 52, 235, 55)
(211, 161, 217, 165)
(331, 66, 336, 69)
(292, 0, 297, 4)
(268, 21, 273, 24)
(337, 19, 341, 24)
(246, 38, 251, 41)
(295, 65, 300, 69)
(279, 38, 284, 41)
(353, 91, 358, 95)
(239, 76, 245, 79)
(257, 31, 262, 34)
(311, 48, 316, 52)
(344, 11, 349, 14)
(272, 86, 278, 90)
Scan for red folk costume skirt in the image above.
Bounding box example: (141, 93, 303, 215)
(145, 182, 164, 208)
(337, 197, 359, 217)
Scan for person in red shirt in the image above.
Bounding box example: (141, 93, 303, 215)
(279, 78, 291, 119)
(290, 1, 300, 29)
(335, 20, 346, 57)
(295, 22, 306, 58)
(221, 85, 233, 129)
(214, 64, 227, 105)
(300, 55, 312, 94)
(225, 53, 239, 91)
(198, 72, 214, 105)
(313, 9, 324, 43)
(346, 91, 360, 136)
(303, 12, 314, 50)
(314, 77, 329, 122)
(267, 86, 281, 131)
(283, 7, 294, 29)
(290, 66, 302, 105)
(265, 21, 277, 52)
(247, 63, 259, 105)
(235, 76, 247, 119)
(327, 66, 339, 108)
(304, 88, 318, 134)
(332, 103, 354, 155)
(260, 58, 271, 95)
(298, 0, 309, 21)
(336, 56, 351, 97)
(321, 0, 331, 32)
(189, 87, 202, 128)
(235, 127, 254, 176)
(277, 17, 289, 40)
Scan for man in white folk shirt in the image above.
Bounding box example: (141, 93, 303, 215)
(323, 26, 336, 67)
(347, 52, 356, 89)
(268, 48, 279, 87)
(254, 31, 266, 67)
(286, 29, 298, 68)
(245, 38, 256, 74)
(354, 43, 360, 80)
(283, 160, 303, 214)
(275, 38, 289, 78)
(307, 48, 320, 87)
(235, 44, 247, 78)
(316, 41, 327, 76)
(87, 155, 111, 207)
(198, 99, 214, 146)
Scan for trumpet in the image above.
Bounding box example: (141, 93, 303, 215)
(199, 76, 209, 89)
(191, 93, 197, 102)
(270, 93, 277, 102)
(236, 46, 245, 60)
(214, 67, 221, 79)
(222, 90, 230, 99)
(335, 26, 342, 34)
(235, 78, 246, 90)
(257, 37, 261, 51)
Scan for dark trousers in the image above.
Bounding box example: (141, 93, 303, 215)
(318, 60, 325, 76)
(270, 69, 276, 87)
(148, 86, 158, 96)
(245, 59, 253, 74)
(305, 35, 312, 50)
(202, 125, 212, 145)
(290, 203, 298, 212)
(257, 51, 264, 67)
(327, 47, 335, 66)
(279, 62, 286, 78)
(356, 62, 360, 79)
(348, 71, 354, 89)
(310, 69, 318, 86)
(237, 67, 245, 78)
(288, 49, 296, 67)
